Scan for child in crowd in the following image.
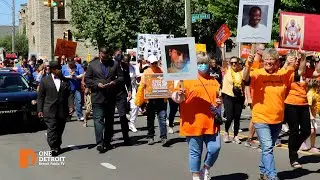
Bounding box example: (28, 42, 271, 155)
(300, 79, 320, 153)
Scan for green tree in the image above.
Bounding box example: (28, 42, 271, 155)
(0, 34, 28, 56)
(70, 0, 186, 50)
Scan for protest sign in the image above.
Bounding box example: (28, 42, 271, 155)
(279, 12, 320, 52)
(240, 45, 252, 59)
(236, 0, 275, 43)
(160, 37, 198, 81)
(144, 73, 174, 99)
(214, 24, 232, 47)
(137, 34, 174, 61)
(196, 44, 206, 53)
(54, 39, 77, 58)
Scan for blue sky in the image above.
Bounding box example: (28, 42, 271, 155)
(0, 0, 27, 26)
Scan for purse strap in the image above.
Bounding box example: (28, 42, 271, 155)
(198, 77, 214, 105)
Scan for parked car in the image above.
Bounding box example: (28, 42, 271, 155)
(0, 68, 45, 134)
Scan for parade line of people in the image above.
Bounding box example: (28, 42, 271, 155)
(12, 46, 317, 180)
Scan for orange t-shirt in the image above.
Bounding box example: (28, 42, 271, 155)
(284, 73, 308, 105)
(140, 67, 163, 85)
(179, 75, 220, 136)
(250, 67, 294, 124)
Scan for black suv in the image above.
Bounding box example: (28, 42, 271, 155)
(0, 69, 45, 134)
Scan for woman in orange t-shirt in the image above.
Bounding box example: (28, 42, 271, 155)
(172, 54, 222, 180)
(243, 49, 302, 180)
(283, 50, 311, 168)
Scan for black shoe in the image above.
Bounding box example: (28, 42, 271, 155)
(96, 144, 105, 153)
(124, 138, 132, 146)
(104, 143, 114, 151)
(161, 138, 169, 147)
(51, 148, 60, 157)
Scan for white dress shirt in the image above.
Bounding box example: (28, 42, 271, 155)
(51, 74, 61, 92)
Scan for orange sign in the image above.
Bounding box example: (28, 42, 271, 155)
(54, 39, 77, 58)
(214, 24, 232, 48)
(240, 45, 252, 59)
(19, 149, 37, 168)
(144, 73, 174, 99)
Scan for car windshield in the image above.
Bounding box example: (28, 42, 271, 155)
(0, 74, 29, 92)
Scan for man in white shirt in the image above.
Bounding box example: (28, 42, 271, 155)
(239, 6, 268, 42)
(37, 61, 74, 156)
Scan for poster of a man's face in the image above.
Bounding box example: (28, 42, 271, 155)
(165, 44, 190, 73)
(236, 0, 275, 43)
(160, 37, 198, 81)
(242, 6, 268, 28)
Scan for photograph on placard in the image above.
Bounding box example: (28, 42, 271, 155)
(280, 14, 304, 49)
(165, 44, 190, 73)
(137, 34, 174, 61)
(160, 38, 198, 81)
(236, 0, 275, 43)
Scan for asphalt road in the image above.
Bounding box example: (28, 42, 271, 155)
(0, 108, 320, 180)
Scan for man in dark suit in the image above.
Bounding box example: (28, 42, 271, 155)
(114, 53, 131, 145)
(37, 61, 74, 156)
(85, 47, 125, 153)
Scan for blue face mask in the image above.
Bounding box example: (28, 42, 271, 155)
(197, 64, 209, 73)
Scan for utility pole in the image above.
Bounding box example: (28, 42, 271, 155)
(185, 0, 192, 37)
(50, 7, 54, 61)
(12, 0, 15, 53)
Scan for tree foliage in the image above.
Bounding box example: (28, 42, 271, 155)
(70, 0, 320, 51)
(0, 33, 29, 56)
(71, 0, 185, 50)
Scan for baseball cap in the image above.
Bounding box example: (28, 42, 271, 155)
(147, 55, 158, 64)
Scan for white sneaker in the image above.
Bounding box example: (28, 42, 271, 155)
(192, 176, 200, 180)
(282, 124, 289, 133)
(200, 168, 210, 180)
(233, 136, 242, 144)
(129, 123, 138, 133)
(168, 127, 174, 134)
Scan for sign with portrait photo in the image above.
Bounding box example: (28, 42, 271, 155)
(137, 34, 174, 61)
(144, 73, 174, 99)
(160, 37, 198, 81)
(236, 0, 275, 43)
(279, 12, 320, 52)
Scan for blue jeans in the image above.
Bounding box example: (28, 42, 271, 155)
(73, 89, 83, 119)
(254, 123, 282, 179)
(146, 99, 167, 139)
(186, 133, 221, 173)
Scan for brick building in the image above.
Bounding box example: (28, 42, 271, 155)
(21, 0, 97, 61)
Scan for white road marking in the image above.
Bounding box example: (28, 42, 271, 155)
(101, 162, 117, 170)
(67, 145, 79, 150)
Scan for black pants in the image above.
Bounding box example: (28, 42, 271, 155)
(223, 94, 244, 136)
(44, 117, 66, 149)
(92, 101, 116, 145)
(116, 96, 130, 141)
(168, 98, 179, 127)
(285, 104, 311, 163)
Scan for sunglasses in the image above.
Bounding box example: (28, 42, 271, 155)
(230, 61, 239, 65)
